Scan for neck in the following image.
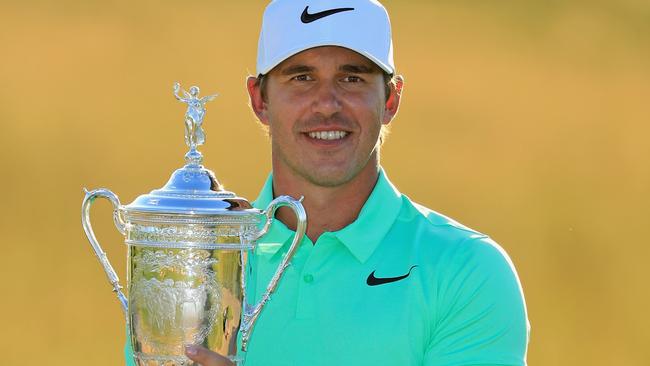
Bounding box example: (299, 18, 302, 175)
(271, 163, 380, 243)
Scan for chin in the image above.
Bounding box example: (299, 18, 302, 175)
(301, 167, 357, 188)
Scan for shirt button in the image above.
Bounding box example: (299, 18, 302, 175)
(303, 274, 314, 283)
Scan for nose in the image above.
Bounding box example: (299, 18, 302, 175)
(311, 81, 342, 117)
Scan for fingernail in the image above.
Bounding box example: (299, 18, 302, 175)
(185, 345, 198, 356)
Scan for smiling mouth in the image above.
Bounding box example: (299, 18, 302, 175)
(307, 131, 349, 140)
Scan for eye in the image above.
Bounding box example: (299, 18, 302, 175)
(292, 74, 313, 82)
(342, 75, 364, 83)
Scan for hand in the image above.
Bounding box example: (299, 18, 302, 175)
(185, 345, 235, 366)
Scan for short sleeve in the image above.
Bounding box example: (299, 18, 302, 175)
(423, 236, 530, 366)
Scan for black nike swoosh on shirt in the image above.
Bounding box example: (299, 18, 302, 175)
(366, 265, 419, 286)
(300, 6, 355, 24)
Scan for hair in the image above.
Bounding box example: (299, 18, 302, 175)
(253, 71, 399, 144)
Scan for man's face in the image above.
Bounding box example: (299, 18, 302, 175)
(248, 46, 402, 187)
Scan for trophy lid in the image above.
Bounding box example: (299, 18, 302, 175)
(122, 83, 256, 216)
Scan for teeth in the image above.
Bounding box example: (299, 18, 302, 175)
(308, 131, 349, 140)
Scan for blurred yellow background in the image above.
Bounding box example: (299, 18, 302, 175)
(1, 0, 648, 365)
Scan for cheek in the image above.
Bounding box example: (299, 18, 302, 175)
(266, 106, 300, 142)
(267, 92, 311, 123)
(346, 93, 385, 124)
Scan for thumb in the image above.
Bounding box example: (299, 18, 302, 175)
(185, 345, 234, 366)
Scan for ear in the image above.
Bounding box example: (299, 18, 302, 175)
(382, 75, 404, 125)
(247, 76, 269, 125)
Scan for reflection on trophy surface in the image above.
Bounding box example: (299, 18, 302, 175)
(81, 83, 306, 365)
(129, 247, 241, 364)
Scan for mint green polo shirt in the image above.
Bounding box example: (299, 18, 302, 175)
(125, 169, 529, 365)
(239, 169, 529, 366)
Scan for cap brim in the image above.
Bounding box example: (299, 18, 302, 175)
(258, 41, 394, 75)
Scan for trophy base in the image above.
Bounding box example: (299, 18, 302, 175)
(134, 352, 244, 366)
(135, 352, 192, 366)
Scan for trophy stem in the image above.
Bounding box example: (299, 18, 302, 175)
(185, 148, 203, 166)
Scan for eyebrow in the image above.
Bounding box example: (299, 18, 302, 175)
(339, 64, 376, 74)
(280, 65, 315, 75)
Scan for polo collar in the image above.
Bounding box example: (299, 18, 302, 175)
(252, 168, 403, 263)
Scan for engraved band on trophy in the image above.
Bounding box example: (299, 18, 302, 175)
(81, 83, 307, 365)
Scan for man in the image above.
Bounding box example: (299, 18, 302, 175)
(130, 0, 530, 365)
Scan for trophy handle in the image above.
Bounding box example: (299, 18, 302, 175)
(241, 195, 307, 351)
(81, 188, 128, 315)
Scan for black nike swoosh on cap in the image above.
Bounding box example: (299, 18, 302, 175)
(300, 6, 355, 24)
(366, 265, 419, 286)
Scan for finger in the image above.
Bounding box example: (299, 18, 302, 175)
(185, 345, 234, 366)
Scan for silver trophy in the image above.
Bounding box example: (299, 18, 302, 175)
(81, 83, 306, 365)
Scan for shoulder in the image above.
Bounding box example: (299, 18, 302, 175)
(396, 196, 488, 249)
(394, 196, 521, 286)
(408, 199, 485, 237)
(395, 199, 529, 363)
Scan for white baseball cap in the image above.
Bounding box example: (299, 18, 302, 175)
(256, 0, 395, 75)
